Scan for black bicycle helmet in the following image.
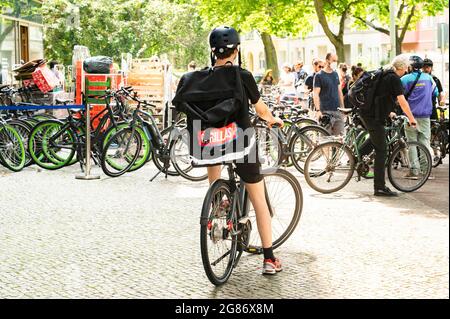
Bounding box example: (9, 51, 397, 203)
(209, 26, 241, 66)
(409, 55, 424, 70)
(423, 58, 433, 67)
(209, 26, 240, 51)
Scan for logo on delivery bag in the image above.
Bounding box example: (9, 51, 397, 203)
(197, 122, 238, 147)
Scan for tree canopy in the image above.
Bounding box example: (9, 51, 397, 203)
(351, 0, 449, 54)
(41, 0, 210, 69)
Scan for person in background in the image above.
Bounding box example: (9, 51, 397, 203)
(278, 63, 297, 102)
(344, 66, 364, 109)
(305, 59, 324, 92)
(48, 60, 63, 91)
(423, 58, 447, 166)
(348, 66, 364, 89)
(313, 52, 345, 136)
(401, 55, 439, 180)
(278, 63, 296, 92)
(339, 63, 351, 96)
(422, 58, 446, 120)
(188, 61, 197, 72)
(260, 69, 275, 86)
(294, 61, 308, 90)
(305, 59, 324, 110)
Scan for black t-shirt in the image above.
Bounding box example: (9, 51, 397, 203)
(432, 75, 443, 106)
(202, 66, 260, 130)
(305, 73, 315, 91)
(313, 70, 340, 111)
(373, 71, 404, 119)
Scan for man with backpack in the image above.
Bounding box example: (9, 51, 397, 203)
(350, 54, 417, 197)
(401, 55, 439, 180)
(172, 26, 284, 275)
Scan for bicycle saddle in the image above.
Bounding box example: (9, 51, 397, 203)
(338, 107, 353, 114)
(56, 98, 74, 105)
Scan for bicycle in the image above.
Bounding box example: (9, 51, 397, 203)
(200, 163, 303, 285)
(430, 104, 449, 167)
(28, 89, 141, 177)
(304, 110, 432, 194)
(116, 89, 208, 182)
(251, 113, 330, 173)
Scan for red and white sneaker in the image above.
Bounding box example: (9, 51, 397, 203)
(262, 258, 283, 275)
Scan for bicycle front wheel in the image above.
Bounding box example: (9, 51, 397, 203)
(171, 132, 208, 182)
(387, 141, 432, 192)
(0, 124, 26, 172)
(247, 168, 303, 253)
(200, 179, 238, 286)
(304, 141, 355, 193)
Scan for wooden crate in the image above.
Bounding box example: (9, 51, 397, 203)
(127, 56, 167, 127)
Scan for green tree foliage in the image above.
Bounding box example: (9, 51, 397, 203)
(311, 0, 363, 63)
(41, 0, 210, 69)
(352, 0, 449, 54)
(195, 0, 314, 80)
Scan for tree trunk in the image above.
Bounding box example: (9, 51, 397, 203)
(396, 37, 402, 55)
(261, 32, 279, 81)
(314, 0, 347, 63)
(335, 41, 346, 64)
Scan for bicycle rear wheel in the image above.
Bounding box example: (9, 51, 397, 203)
(246, 168, 303, 253)
(387, 141, 432, 192)
(200, 179, 238, 286)
(101, 128, 142, 177)
(304, 141, 355, 193)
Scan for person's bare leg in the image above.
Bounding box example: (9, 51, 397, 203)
(245, 181, 272, 248)
(207, 165, 222, 184)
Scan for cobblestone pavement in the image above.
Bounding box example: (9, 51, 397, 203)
(0, 159, 448, 299)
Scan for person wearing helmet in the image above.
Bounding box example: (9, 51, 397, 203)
(422, 58, 446, 120)
(401, 55, 439, 180)
(176, 26, 284, 275)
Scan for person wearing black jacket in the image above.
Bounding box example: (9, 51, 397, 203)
(361, 54, 417, 197)
(174, 27, 284, 275)
(422, 58, 446, 120)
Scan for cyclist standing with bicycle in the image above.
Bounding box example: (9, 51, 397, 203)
(359, 54, 417, 197)
(173, 26, 285, 275)
(401, 56, 439, 180)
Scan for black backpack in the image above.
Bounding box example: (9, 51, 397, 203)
(348, 68, 385, 116)
(172, 66, 256, 166)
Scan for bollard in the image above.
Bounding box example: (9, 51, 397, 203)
(76, 103, 100, 180)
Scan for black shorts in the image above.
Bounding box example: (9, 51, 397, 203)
(234, 162, 263, 184)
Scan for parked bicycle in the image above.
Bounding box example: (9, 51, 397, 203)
(304, 110, 432, 194)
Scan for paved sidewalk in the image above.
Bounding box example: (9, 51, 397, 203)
(0, 161, 448, 299)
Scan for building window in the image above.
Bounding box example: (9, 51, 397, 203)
(259, 52, 266, 70)
(358, 43, 363, 57)
(29, 25, 44, 61)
